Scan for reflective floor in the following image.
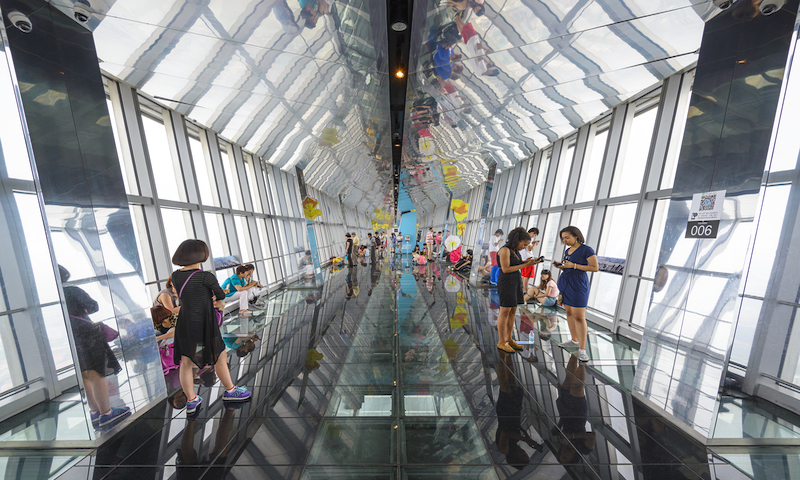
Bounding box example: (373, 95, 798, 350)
(9, 255, 789, 479)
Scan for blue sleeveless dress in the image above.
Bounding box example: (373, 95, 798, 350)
(556, 244, 596, 308)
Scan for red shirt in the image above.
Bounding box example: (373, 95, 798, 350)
(461, 23, 478, 43)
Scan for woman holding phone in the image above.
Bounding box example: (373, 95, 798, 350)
(496, 227, 541, 353)
(554, 226, 598, 363)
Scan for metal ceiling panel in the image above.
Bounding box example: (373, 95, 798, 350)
(401, 0, 716, 209)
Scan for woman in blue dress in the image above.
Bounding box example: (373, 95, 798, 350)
(555, 226, 598, 363)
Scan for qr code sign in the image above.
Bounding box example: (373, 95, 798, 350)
(700, 193, 716, 211)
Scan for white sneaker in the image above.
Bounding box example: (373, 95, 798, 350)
(578, 349, 589, 362)
(558, 339, 579, 347)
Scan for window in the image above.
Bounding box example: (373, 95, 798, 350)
(0, 49, 32, 182)
(576, 124, 609, 203)
(161, 208, 194, 267)
(540, 212, 562, 269)
(531, 150, 552, 210)
(662, 72, 694, 188)
(219, 142, 243, 210)
(13, 193, 59, 304)
(188, 127, 219, 206)
(570, 208, 592, 237)
(631, 199, 670, 327)
(243, 154, 263, 213)
(234, 216, 254, 263)
(551, 138, 575, 207)
(589, 203, 638, 315)
(611, 104, 659, 197)
(105, 96, 137, 194)
(128, 205, 157, 285)
(141, 108, 186, 202)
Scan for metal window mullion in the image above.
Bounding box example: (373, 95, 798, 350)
(613, 75, 682, 332)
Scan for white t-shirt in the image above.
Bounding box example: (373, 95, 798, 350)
(519, 249, 531, 260)
(490, 235, 503, 252)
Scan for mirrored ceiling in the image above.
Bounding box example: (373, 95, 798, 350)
(401, 0, 718, 210)
(49, 0, 394, 212)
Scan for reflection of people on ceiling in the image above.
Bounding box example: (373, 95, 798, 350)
(298, 0, 331, 29)
(449, 0, 485, 15)
(434, 44, 464, 81)
(273, 0, 301, 34)
(455, 16, 499, 77)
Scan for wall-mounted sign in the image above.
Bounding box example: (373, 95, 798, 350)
(686, 190, 725, 239)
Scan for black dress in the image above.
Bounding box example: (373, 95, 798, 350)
(497, 246, 524, 307)
(172, 269, 227, 368)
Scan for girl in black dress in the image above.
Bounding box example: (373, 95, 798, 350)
(496, 227, 538, 353)
(172, 240, 251, 414)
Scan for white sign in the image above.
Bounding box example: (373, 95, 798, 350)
(688, 190, 725, 222)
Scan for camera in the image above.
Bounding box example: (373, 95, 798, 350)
(7, 11, 32, 33)
(712, 0, 734, 9)
(73, 0, 93, 23)
(760, 0, 785, 15)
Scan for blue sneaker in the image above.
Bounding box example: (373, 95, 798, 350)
(98, 406, 131, 428)
(186, 395, 203, 414)
(222, 386, 252, 402)
(90, 411, 100, 427)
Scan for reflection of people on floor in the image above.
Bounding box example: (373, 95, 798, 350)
(222, 334, 259, 358)
(177, 407, 236, 479)
(60, 265, 130, 430)
(345, 266, 355, 299)
(452, 249, 473, 273)
(496, 351, 543, 469)
(537, 312, 559, 340)
(553, 355, 596, 464)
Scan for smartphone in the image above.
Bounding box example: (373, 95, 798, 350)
(553, 261, 563, 267)
(535, 256, 545, 262)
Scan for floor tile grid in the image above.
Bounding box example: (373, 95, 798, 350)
(85, 271, 353, 479)
(495, 299, 714, 479)
(457, 285, 706, 478)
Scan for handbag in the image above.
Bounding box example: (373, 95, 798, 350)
(69, 315, 119, 342)
(160, 342, 177, 374)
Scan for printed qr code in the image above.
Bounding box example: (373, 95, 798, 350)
(700, 194, 716, 211)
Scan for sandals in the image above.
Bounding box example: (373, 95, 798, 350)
(497, 342, 515, 353)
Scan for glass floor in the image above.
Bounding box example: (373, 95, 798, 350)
(7, 256, 789, 479)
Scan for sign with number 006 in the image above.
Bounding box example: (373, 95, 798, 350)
(685, 220, 719, 239)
